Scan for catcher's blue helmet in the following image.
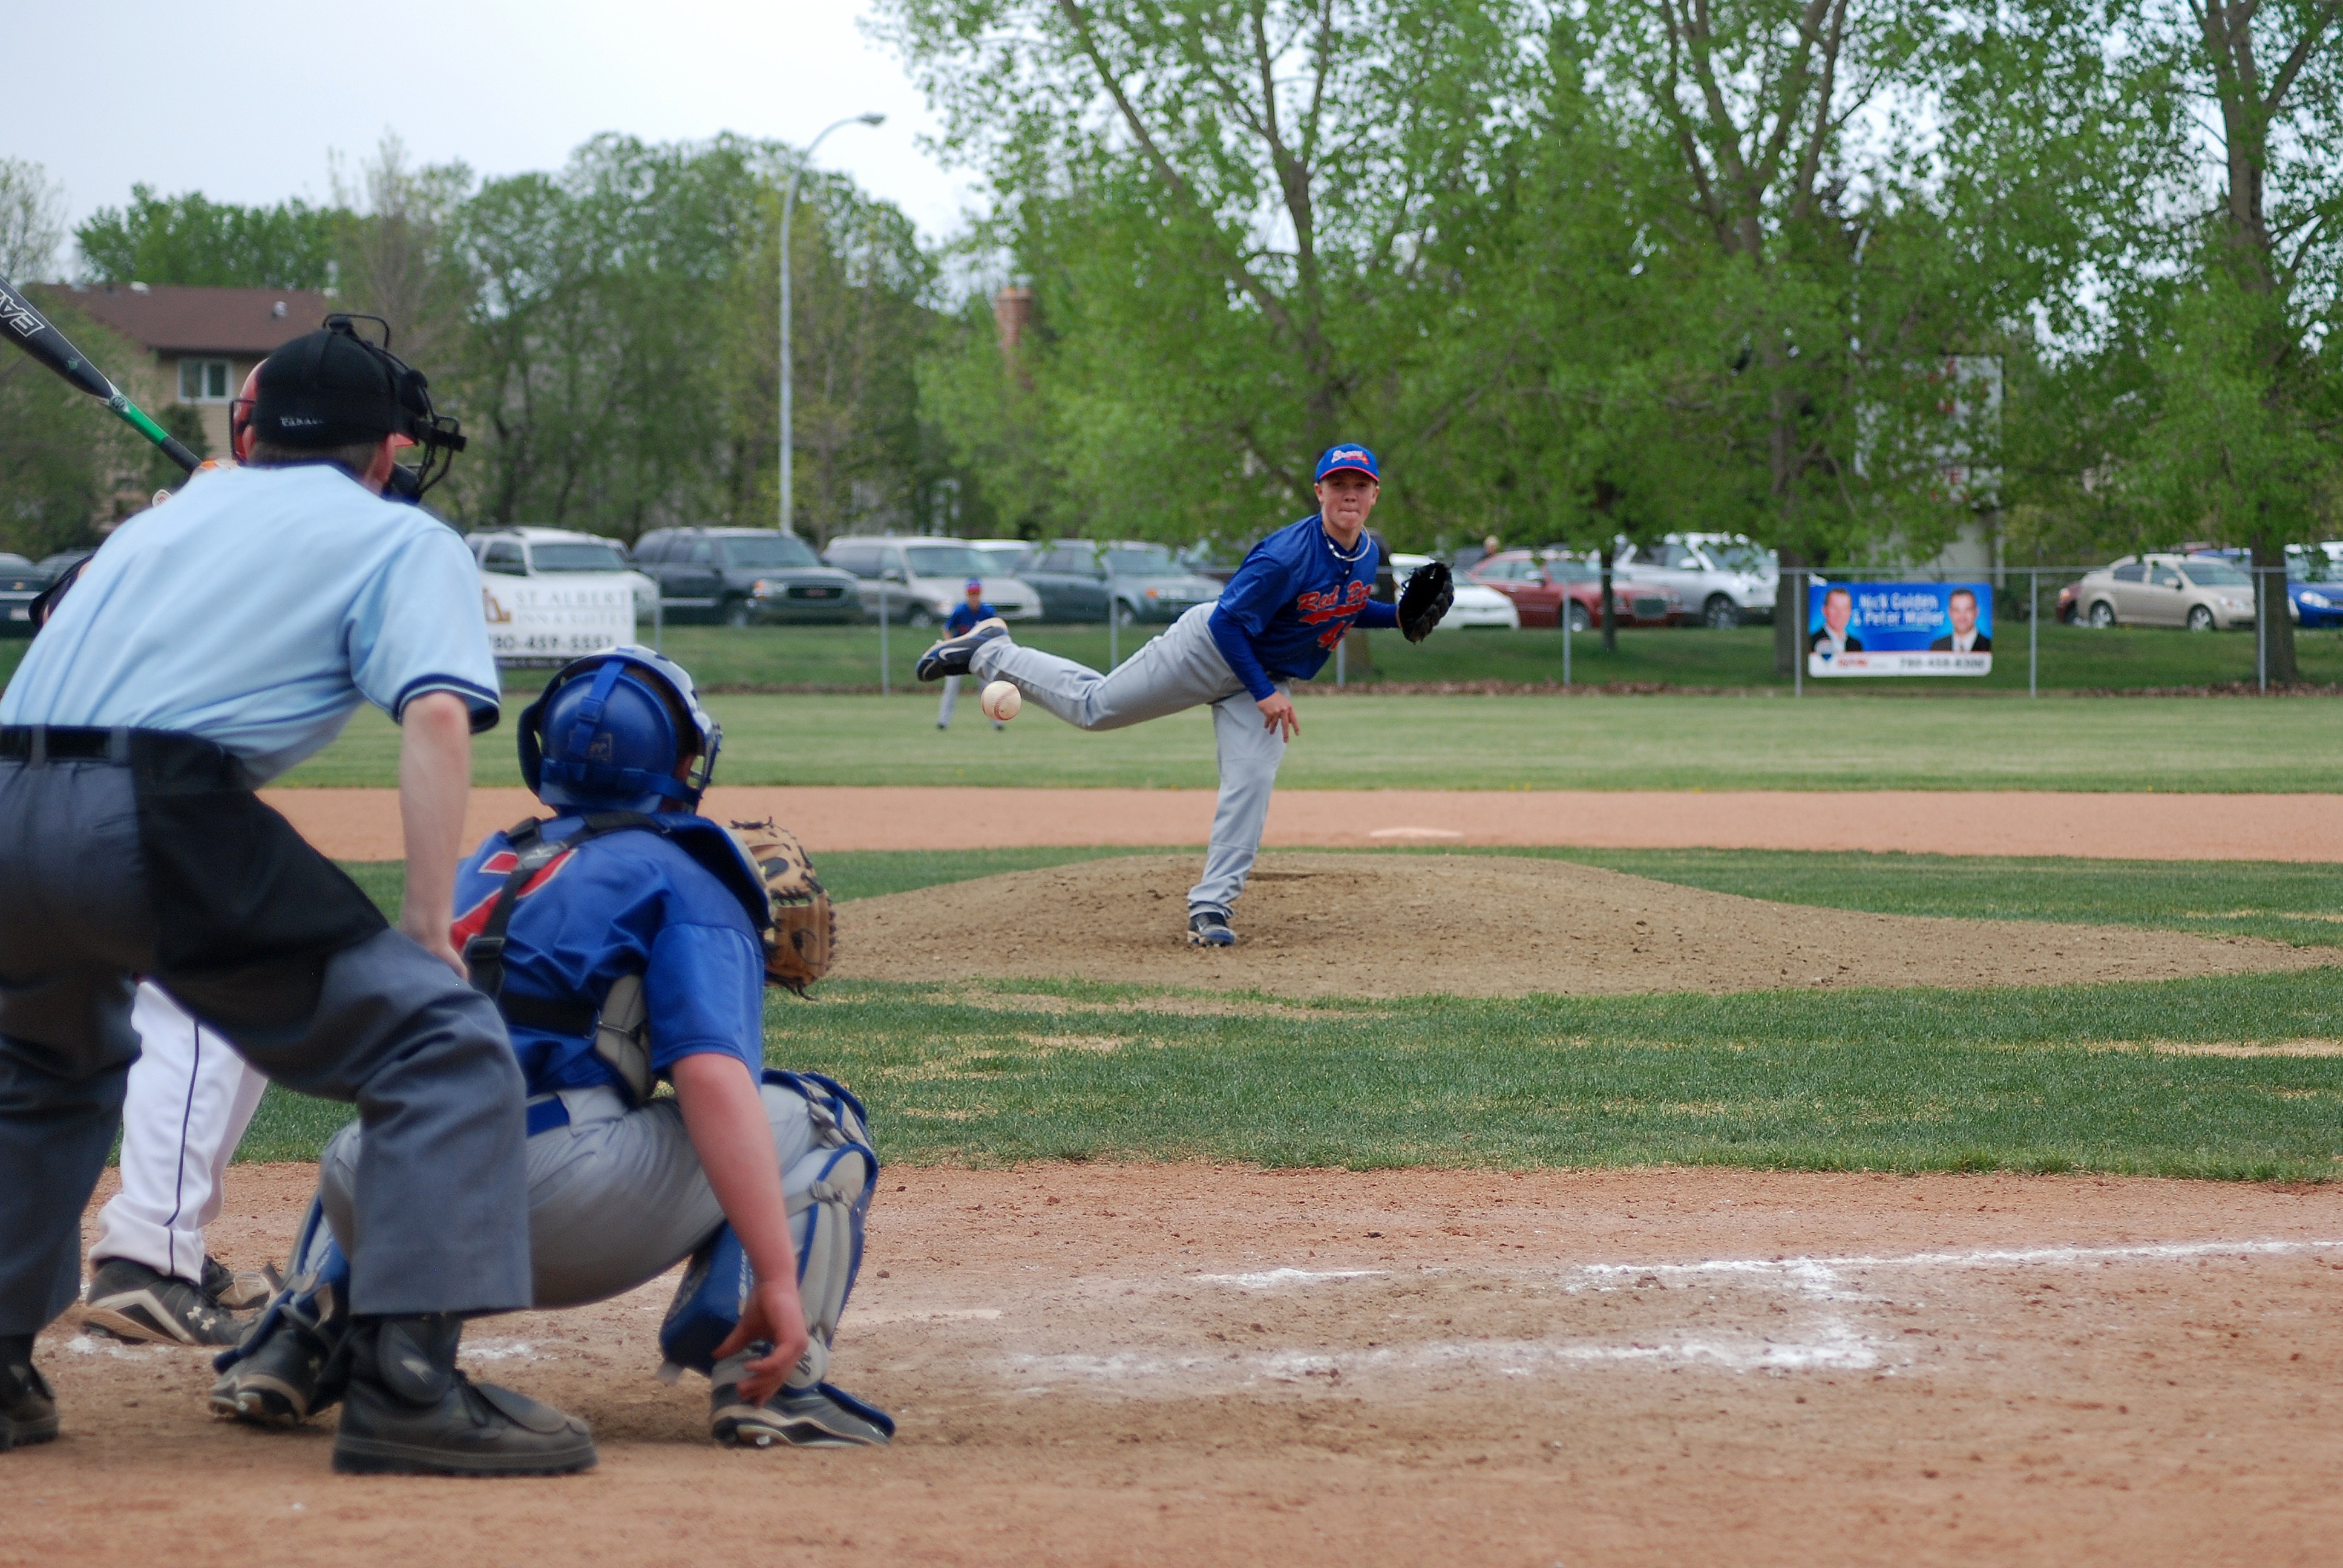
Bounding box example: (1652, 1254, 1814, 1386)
(517, 645, 719, 814)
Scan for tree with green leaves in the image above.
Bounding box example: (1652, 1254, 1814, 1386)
(75, 186, 340, 289)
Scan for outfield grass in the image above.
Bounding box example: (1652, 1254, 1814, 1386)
(525, 622, 2343, 695)
(279, 687, 2343, 792)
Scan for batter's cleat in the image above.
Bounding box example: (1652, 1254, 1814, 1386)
(1188, 909, 1236, 947)
(712, 1378, 895, 1449)
(915, 618, 1008, 682)
(332, 1316, 595, 1477)
(2, 1357, 58, 1452)
(82, 1257, 249, 1347)
(210, 1315, 339, 1428)
(203, 1256, 281, 1313)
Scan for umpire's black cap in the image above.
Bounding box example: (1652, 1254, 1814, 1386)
(248, 319, 422, 449)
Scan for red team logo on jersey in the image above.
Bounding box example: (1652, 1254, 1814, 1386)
(448, 847, 578, 948)
(1298, 580, 1371, 648)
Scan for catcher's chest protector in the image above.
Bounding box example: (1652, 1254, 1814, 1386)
(660, 1071, 879, 1387)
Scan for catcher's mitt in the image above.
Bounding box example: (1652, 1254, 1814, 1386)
(728, 819, 835, 995)
(1397, 559, 1453, 642)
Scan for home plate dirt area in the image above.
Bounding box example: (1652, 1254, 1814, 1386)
(22, 1165, 2343, 1567)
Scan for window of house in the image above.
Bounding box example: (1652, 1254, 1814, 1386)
(179, 359, 232, 402)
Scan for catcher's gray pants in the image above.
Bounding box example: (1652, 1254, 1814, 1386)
(320, 1081, 818, 1309)
(971, 603, 1288, 915)
(0, 737, 532, 1336)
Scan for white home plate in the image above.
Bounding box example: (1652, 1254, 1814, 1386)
(1368, 827, 1463, 843)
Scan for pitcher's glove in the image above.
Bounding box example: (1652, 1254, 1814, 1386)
(729, 820, 835, 995)
(1397, 560, 1453, 642)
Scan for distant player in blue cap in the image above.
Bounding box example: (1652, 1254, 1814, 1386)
(935, 577, 1003, 731)
(916, 444, 1450, 946)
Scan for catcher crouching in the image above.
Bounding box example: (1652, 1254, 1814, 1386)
(214, 646, 889, 1453)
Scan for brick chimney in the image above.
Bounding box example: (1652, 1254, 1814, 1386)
(992, 286, 1035, 362)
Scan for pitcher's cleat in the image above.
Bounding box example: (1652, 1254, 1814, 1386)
(82, 1257, 249, 1347)
(914, 618, 1008, 682)
(712, 1378, 895, 1449)
(1188, 909, 1236, 947)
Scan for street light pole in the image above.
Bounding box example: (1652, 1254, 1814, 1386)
(779, 111, 883, 537)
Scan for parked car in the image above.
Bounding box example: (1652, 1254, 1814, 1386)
(1, 553, 47, 638)
(1015, 540, 1222, 624)
(631, 527, 860, 626)
(1613, 533, 1778, 627)
(468, 527, 660, 619)
(1466, 550, 1684, 630)
(1389, 554, 1519, 630)
(963, 538, 1035, 574)
(2070, 552, 2292, 630)
(821, 536, 1042, 626)
(2284, 543, 2343, 629)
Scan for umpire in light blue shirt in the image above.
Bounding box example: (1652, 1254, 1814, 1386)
(0, 318, 594, 1476)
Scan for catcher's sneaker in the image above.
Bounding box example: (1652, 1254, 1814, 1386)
(210, 1313, 339, 1428)
(82, 1257, 248, 1347)
(712, 1377, 894, 1449)
(2, 1356, 58, 1451)
(332, 1316, 595, 1477)
(203, 1255, 280, 1313)
(1188, 909, 1236, 947)
(915, 617, 1008, 682)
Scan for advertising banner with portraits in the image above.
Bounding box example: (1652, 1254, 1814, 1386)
(1807, 581, 1993, 676)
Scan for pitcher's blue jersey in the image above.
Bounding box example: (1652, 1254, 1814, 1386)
(946, 599, 997, 636)
(450, 813, 765, 1097)
(1208, 515, 1396, 698)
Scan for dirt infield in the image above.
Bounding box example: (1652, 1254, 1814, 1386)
(20, 1163, 2343, 1567)
(831, 852, 2329, 998)
(258, 785, 2343, 862)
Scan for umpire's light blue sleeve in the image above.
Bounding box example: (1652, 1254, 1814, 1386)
(346, 526, 502, 731)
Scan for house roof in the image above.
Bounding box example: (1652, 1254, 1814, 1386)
(31, 283, 337, 358)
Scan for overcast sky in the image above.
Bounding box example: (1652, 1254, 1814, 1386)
(3, 0, 979, 267)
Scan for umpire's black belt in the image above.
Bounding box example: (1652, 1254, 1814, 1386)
(0, 725, 257, 790)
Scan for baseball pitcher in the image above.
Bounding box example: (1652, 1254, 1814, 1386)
(916, 443, 1451, 944)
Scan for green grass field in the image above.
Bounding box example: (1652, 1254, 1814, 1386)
(278, 687, 2343, 792)
(13, 620, 2339, 701)
(533, 621, 2343, 695)
(238, 846, 2342, 1176)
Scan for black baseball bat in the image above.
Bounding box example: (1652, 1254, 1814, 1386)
(0, 273, 202, 474)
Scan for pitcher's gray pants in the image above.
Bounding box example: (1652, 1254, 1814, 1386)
(321, 1083, 818, 1309)
(970, 603, 1288, 915)
(0, 750, 532, 1336)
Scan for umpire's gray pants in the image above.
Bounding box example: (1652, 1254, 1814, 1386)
(971, 603, 1288, 915)
(320, 1082, 818, 1309)
(0, 754, 532, 1334)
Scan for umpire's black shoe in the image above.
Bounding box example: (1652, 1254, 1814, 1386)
(83, 1256, 248, 1348)
(2, 1356, 58, 1451)
(915, 617, 1008, 682)
(1188, 909, 1236, 947)
(332, 1315, 595, 1477)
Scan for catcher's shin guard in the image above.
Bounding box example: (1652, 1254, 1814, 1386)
(210, 1196, 352, 1426)
(659, 1071, 879, 1393)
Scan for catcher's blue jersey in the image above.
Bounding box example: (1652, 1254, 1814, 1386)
(451, 812, 765, 1098)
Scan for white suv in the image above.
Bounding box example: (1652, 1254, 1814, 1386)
(1614, 534, 1778, 628)
(821, 536, 1043, 627)
(467, 526, 658, 617)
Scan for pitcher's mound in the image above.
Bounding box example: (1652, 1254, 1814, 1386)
(832, 852, 2329, 998)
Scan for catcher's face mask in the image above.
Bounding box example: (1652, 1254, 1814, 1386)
(519, 645, 722, 814)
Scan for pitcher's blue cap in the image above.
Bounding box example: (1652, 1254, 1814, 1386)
(1314, 443, 1379, 483)
(965, 576, 984, 592)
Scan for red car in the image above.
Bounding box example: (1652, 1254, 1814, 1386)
(1466, 550, 1685, 630)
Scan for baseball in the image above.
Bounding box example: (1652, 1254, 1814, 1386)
(979, 681, 1022, 721)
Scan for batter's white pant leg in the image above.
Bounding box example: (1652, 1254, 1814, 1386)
(90, 984, 269, 1282)
(936, 674, 960, 727)
(971, 602, 1237, 731)
(1188, 684, 1290, 915)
